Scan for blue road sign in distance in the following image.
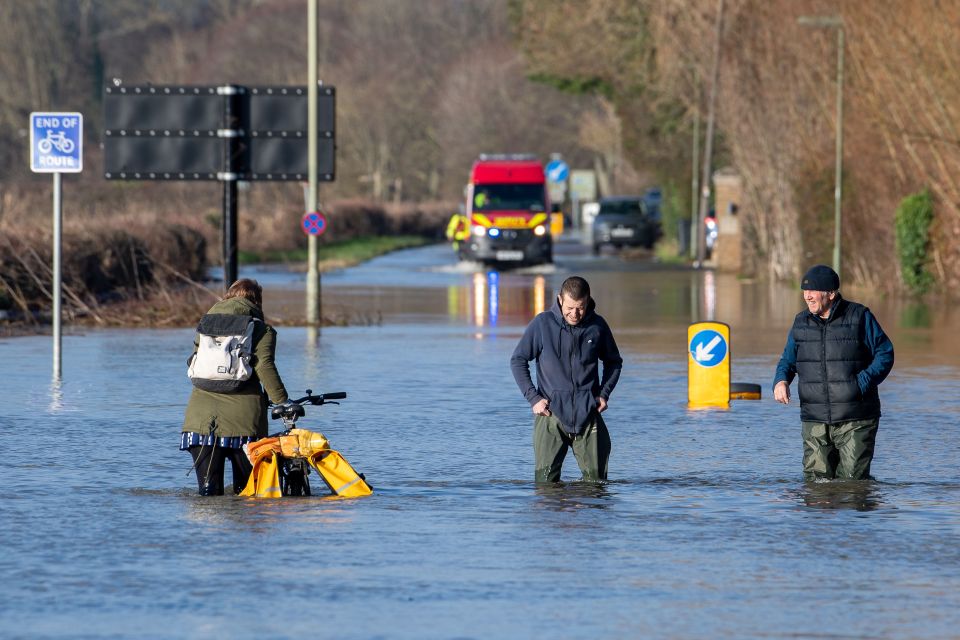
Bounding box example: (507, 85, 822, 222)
(30, 112, 83, 173)
(689, 328, 727, 367)
(545, 159, 569, 183)
(302, 211, 327, 236)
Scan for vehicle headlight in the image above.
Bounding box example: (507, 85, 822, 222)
(472, 225, 487, 237)
(488, 227, 501, 237)
(533, 225, 546, 236)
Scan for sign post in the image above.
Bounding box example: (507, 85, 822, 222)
(30, 112, 83, 381)
(219, 85, 241, 287)
(687, 321, 730, 409)
(545, 156, 569, 236)
(569, 169, 597, 234)
(307, 0, 321, 326)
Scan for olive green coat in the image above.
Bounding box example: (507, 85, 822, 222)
(182, 297, 289, 438)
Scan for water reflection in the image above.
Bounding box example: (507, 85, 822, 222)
(259, 244, 960, 362)
(48, 377, 63, 412)
(900, 302, 932, 328)
(184, 494, 352, 530)
(790, 480, 884, 512)
(306, 325, 319, 348)
(533, 481, 612, 512)
(702, 269, 716, 321)
(488, 272, 499, 325)
(448, 272, 548, 328)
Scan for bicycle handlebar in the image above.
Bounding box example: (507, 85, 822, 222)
(286, 390, 346, 405)
(270, 389, 347, 423)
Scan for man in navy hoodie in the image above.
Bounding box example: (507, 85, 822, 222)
(511, 276, 623, 482)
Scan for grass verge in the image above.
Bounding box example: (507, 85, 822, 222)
(239, 235, 433, 271)
(653, 238, 691, 265)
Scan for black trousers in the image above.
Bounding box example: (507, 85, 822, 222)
(188, 445, 253, 496)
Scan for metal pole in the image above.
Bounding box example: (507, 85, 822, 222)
(222, 181, 238, 288)
(690, 87, 700, 259)
(306, 0, 321, 325)
(52, 172, 62, 380)
(833, 27, 844, 279)
(696, 0, 725, 266)
(797, 15, 844, 278)
(220, 84, 240, 289)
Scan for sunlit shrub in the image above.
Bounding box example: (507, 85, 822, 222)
(894, 190, 935, 295)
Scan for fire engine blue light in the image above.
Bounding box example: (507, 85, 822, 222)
(488, 228, 501, 237)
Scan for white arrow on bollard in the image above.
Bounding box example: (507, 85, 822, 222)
(688, 322, 731, 408)
(695, 335, 723, 362)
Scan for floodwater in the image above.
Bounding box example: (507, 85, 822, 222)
(2, 240, 959, 639)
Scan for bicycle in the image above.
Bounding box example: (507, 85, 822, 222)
(267, 389, 346, 496)
(240, 389, 371, 498)
(38, 131, 75, 154)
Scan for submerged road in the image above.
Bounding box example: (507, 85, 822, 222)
(2, 237, 959, 639)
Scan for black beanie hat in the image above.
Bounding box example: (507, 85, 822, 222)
(801, 264, 840, 291)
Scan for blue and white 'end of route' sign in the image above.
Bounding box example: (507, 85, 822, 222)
(689, 328, 728, 367)
(30, 112, 83, 173)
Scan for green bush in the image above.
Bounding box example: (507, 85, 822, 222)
(894, 190, 935, 295)
(656, 180, 691, 258)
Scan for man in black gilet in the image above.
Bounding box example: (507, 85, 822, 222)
(773, 265, 894, 480)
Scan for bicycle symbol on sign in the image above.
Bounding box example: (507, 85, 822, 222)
(38, 131, 75, 155)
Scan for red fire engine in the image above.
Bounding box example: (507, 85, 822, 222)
(457, 154, 552, 266)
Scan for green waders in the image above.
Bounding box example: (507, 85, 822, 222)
(801, 418, 879, 480)
(533, 413, 611, 482)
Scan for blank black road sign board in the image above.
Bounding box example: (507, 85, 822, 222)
(242, 87, 335, 180)
(103, 85, 335, 181)
(105, 136, 222, 179)
(104, 87, 222, 130)
(247, 89, 335, 132)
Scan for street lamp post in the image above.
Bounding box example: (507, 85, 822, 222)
(798, 15, 844, 279)
(696, 0, 725, 267)
(307, 0, 321, 325)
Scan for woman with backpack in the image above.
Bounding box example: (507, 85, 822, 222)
(181, 278, 289, 496)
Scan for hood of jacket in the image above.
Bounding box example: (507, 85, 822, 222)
(206, 296, 264, 320)
(551, 295, 596, 328)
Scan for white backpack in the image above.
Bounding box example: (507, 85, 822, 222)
(187, 313, 260, 392)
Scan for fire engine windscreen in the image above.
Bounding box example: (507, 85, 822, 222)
(473, 184, 545, 212)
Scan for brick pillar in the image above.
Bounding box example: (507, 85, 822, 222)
(712, 168, 743, 272)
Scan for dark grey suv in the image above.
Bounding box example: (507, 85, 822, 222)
(591, 196, 662, 253)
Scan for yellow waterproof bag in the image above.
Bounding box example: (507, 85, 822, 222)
(239, 451, 282, 498)
(244, 437, 282, 465)
(308, 450, 373, 498)
(279, 428, 329, 458)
